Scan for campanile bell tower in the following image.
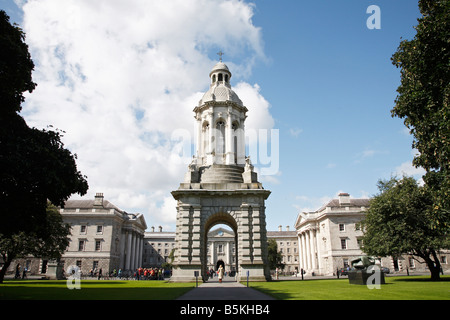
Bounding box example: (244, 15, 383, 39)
(193, 60, 247, 167)
(171, 58, 271, 282)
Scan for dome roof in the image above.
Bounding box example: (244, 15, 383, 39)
(199, 62, 242, 106)
(209, 62, 230, 76)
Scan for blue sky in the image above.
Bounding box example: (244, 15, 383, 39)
(2, 0, 423, 232)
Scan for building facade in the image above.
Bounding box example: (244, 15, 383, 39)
(60, 193, 147, 276)
(294, 193, 450, 276)
(143, 227, 175, 268)
(267, 226, 299, 275)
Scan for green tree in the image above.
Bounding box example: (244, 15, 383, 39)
(0, 11, 88, 283)
(0, 203, 71, 282)
(0, 10, 36, 116)
(267, 239, 284, 271)
(361, 176, 449, 281)
(391, 0, 450, 233)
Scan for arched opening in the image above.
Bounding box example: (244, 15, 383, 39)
(216, 259, 225, 270)
(203, 214, 238, 282)
(218, 73, 223, 82)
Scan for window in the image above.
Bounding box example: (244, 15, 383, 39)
(440, 256, 447, 264)
(78, 240, 85, 251)
(80, 225, 87, 234)
(95, 240, 102, 251)
(340, 238, 347, 250)
(339, 224, 345, 232)
(96, 225, 103, 234)
(357, 238, 363, 248)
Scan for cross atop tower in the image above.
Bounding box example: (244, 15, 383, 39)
(217, 50, 224, 62)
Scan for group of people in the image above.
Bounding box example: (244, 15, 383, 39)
(14, 263, 27, 279)
(133, 267, 167, 280)
(86, 267, 168, 280)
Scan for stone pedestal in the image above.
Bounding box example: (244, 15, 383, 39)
(348, 269, 385, 285)
(46, 260, 65, 280)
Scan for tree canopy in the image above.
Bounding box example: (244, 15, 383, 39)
(361, 176, 448, 280)
(391, 0, 450, 232)
(0, 10, 88, 283)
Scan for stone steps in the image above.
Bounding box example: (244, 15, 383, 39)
(199, 164, 244, 183)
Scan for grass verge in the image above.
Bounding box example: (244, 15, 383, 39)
(0, 280, 194, 300)
(247, 275, 450, 300)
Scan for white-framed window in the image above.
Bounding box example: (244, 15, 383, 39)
(340, 238, 347, 250)
(339, 223, 345, 232)
(96, 225, 103, 234)
(95, 240, 102, 251)
(78, 240, 85, 251)
(80, 225, 87, 234)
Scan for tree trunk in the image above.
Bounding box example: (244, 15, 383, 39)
(0, 255, 13, 284)
(423, 249, 441, 281)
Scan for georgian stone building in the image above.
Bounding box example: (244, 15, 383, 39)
(60, 193, 147, 276)
(143, 227, 175, 268)
(295, 192, 450, 276)
(267, 226, 299, 274)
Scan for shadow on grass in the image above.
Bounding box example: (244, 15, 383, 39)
(0, 280, 195, 300)
(392, 276, 450, 282)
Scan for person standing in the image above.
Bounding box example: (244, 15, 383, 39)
(218, 265, 224, 283)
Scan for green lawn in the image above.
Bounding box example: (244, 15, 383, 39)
(247, 275, 450, 300)
(0, 276, 449, 300)
(0, 280, 194, 300)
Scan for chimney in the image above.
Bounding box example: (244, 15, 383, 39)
(151, 226, 155, 232)
(278, 225, 282, 232)
(159, 226, 162, 232)
(338, 193, 351, 205)
(94, 193, 104, 207)
(286, 226, 290, 232)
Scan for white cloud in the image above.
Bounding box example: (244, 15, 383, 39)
(394, 161, 426, 178)
(289, 127, 303, 138)
(18, 0, 272, 230)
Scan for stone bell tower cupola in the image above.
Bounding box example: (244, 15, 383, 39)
(189, 60, 248, 175)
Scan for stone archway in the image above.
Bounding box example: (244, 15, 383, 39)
(170, 188, 271, 283)
(216, 260, 225, 270)
(203, 213, 238, 282)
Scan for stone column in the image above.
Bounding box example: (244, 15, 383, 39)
(226, 241, 230, 267)
(137, 235, 143, 268)
(207, 111, 214, 164)
(130, 232, 136, 271)
(225, 110, 234, 164)
(119, 230, 126, 269)
(310, 229, 317, 271)
(125, 231, 132, 271)
(301, 232, 307, 271)
(196, 116, 202, 158)
(297, 232, 303, 271)
(305, 230, 312, 270)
